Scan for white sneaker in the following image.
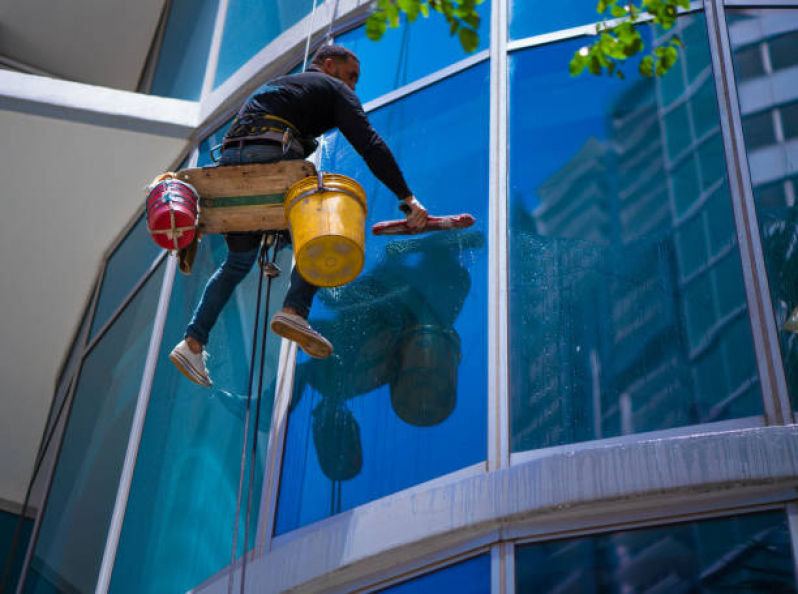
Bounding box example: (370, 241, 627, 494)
(169, 339, 212, 387)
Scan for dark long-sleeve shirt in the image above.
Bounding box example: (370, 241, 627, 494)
(228, 69, 412, 200)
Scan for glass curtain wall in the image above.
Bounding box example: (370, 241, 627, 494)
(508, 12, 761, 453)
(727, 8, 798, 409)
(23, 262, 167, 593)
(515, 510, 797, 591)
(376, 554, 490, 593)
(275, 61, 490, 534)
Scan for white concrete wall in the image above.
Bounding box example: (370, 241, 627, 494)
(0, 72, 197, 508)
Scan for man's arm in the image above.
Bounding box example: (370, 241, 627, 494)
(332, 83, 428, 227)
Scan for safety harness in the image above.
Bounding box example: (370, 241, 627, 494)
(221, 113, 317, 158)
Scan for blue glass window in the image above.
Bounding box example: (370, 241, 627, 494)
(89, 215, 162, 339)
(150, 0, 219, 100)
(728, 9, 798, 410)
(510, 0, 603, 41)
(508, 13, 761, 453)
(378, 555, 490, 593)
(516, 511, 797, 592)
(110, 237, 292, 593)
(214, 0, 318, 90)
(23, 263, 166, 594)
(275, 63, 489, 534)
(336, 1, 491, 104)
(198, 119, 234, 167)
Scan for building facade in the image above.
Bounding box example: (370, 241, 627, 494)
(5, 0, 798, 592)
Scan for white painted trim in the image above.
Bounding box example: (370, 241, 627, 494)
(488, 0, 510, 473)
(0, 69, 199, 137)
(507, 488, 793, 543)
(190, 426, 798, 594)
(510, 416, 765, 464)
(725, 0, 798, 5)
(96, 254, 176, 593)
(200, 0, 230, 99)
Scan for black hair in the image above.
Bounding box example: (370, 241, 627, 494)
(310, 44, 359, 67)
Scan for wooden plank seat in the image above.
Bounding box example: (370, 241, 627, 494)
(175, 160, 317, 235)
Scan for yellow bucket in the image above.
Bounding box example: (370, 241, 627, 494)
(285, 172, 367, 287)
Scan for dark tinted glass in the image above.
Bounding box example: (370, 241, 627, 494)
(729, 8, 798, 409)
(509, 14, 761, 453)
(275, 64, 489, 534)
(0, 509, 34, 593)
(516, 511, 797, 593)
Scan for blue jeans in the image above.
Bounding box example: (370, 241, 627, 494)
(185, 143, 319, 345)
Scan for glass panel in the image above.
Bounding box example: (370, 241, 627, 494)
(510, 0, 601, 41)
(377, 555, 490, 593)
(150, 0, 219, 100)
(23, 263, 166, 594)
(516, 510, 797, 592)
(336, 1, 491, 104)
(0, 509, 34, 593)
(110, 237, 291, 593)
(89, 215, 162, 339)
(509, 13, 762, 453)
(728, 8, 798, 409)
(214, 0, 317, 90)
(275, 63, 489, 534)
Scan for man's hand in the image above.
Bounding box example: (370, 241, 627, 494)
(401, 196, 428, 229)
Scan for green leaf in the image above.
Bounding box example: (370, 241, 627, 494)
(569, 53, 587, 76)
(419, 2, 429, 16)
(384, 2, 401, 26)
(449, 18, 460, 34)
(616, 68, 626, 79)
(610, 4, 627, 17)
(459, 27, 479, 52)
(670, 34, 683, 47)
(377, 0, 392, 8)
(463, 12, 480, 28)
(588, 54, 602, 74)
(365, 13, 388, 40)
(639, 55, 654, 76)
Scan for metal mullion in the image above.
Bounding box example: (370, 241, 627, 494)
(255, 338, 298, 554)
(725, 0, 798, 5)
(512, 497, 791, 546)
(704, 0, 793, 424)
(200, 0, 231, 99)
(491, 542, 514, 594)
(488, 0, 510, 472)
(15, 269, 103, 594)
(84, 251, 168, 356)
(96, 254, 177, 593)
(506, 1, 704, 53)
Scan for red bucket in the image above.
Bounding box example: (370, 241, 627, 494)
(145, 178, 199, 250)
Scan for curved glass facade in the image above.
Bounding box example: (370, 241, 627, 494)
(17, 0, 798, 593)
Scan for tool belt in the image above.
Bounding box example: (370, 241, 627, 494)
(222, 114, 314, 158)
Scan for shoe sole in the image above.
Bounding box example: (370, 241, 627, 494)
(270, 317, 332, 359)
(169, 351, 212, 387)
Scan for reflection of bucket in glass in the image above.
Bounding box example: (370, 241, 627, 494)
(390, 325, 461, 427)
(312, 399, 363, 481)
(284, 173, 367, 288)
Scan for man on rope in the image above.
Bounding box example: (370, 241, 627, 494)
(169, 44, 428, 387)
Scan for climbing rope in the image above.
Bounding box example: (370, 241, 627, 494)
(228, 232, 280, 594)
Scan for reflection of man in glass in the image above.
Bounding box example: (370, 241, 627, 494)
(170, 45, 429, 387)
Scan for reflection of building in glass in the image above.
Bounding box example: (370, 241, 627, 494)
(511, 15, 757, 452)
